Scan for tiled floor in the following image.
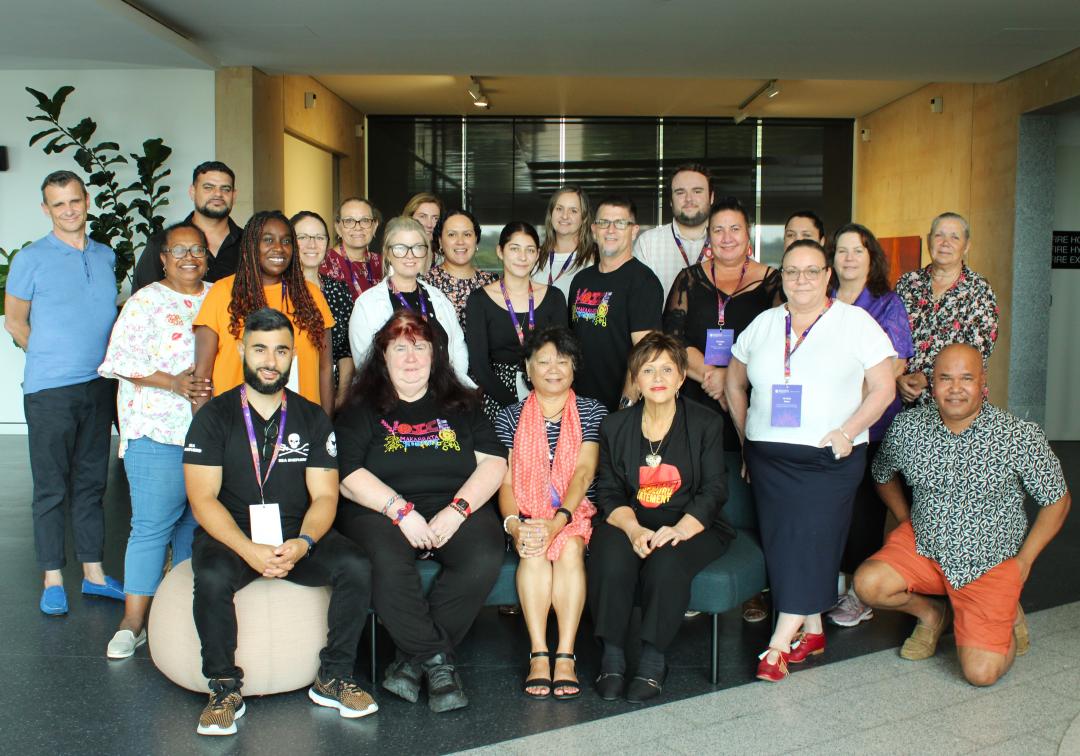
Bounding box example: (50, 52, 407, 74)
(461, 600, 1080, 755)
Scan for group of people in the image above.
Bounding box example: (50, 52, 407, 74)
(5, 160, 1069, 738)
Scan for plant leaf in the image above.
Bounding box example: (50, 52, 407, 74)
(28, 128, 58, 146)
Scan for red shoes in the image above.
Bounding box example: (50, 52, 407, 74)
(786, 632, 825, 664)
(756, 648, 789, 682)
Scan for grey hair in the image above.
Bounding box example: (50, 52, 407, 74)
(929, 212, 970, 242)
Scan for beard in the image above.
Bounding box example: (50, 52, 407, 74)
(243, 362, 290, 394)
(674, 208, 708, 227)
(197, 201, 231, 220)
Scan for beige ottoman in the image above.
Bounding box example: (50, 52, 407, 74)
(148, 560, 331, 695)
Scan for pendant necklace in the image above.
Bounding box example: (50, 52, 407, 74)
(642, 412, 672, 467)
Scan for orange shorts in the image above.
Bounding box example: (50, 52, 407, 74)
(869, 521, 1022, 655)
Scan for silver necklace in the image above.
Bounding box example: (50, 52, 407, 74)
(642, 412, 673, 467)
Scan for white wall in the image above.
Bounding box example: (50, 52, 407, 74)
(1045, 113, 1080, 440)
(0, 68, 215, 432)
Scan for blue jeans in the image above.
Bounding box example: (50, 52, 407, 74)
(122, 436, 196, 596)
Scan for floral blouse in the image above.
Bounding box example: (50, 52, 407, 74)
(98, 281, 211, 455)
(421, 265, 498, 329)
(896, 264, 998, 405)
(319, 244, 382, 300)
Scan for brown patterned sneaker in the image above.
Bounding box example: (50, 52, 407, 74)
(309, 674, 379, 718)
(196, 680, 245, 736)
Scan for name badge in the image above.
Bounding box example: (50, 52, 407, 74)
(286, 356, 299, 394)
(770, 384, 802, 427)
(515, 369, 530, 401)
(704, 328, 734, 366)
(249, 503, 284, 546)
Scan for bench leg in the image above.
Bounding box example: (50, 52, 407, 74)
(710, 613, 719, 686)
(370, 613, 378, 684)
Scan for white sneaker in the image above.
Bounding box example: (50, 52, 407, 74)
(827, 588, 873, 627)
(107, 628, 147, 659)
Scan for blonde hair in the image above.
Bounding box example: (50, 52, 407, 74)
(381, 216, 433, 274)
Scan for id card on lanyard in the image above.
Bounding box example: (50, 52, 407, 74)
(770, 300, 832, 428)
(704, 257, 748, 366)
(241, 385, 287, 545)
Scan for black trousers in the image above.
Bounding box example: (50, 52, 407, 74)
(840, 441, 887, 574)
(337, 506, 503, 663)
(588, 509, 729, 652)
(24, 377, 114, 570)
(191, 529, 372, 683)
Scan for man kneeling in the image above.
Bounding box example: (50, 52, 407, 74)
(855, 344, 1070, 686)
(184, 307, 376, 735)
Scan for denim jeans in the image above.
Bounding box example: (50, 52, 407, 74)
(122, 436, 196, 596)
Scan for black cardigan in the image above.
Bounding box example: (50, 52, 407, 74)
(595, 397, 734, 537)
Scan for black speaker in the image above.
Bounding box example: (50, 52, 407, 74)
(0, 147, 7, 171)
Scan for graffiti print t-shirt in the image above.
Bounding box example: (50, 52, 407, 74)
(335, 392, 507, 518)
(183, 386, 337, 539)
(567, 258, 664, 411)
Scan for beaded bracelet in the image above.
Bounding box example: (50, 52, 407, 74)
(392, 501, 415, 526)
(382, 493, 404, 517)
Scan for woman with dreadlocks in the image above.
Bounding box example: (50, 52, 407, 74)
(193, 210, 335, 417)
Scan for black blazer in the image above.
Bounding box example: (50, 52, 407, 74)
(595, 397, 733, 536)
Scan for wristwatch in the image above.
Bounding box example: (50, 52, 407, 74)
(298, 534, 316, 556)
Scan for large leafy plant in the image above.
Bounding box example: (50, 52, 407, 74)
(25, 85, 173, 287)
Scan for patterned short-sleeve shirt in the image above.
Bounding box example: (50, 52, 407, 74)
(872, 402, 1068, 588)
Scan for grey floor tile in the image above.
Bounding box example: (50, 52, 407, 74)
(1023, 600, 1080, 638)
(790, 645, 921, 693)
(788, 719, 980, 755)
(665, 701, 847, 756)
(497, 708, 688, 755)
(1029, 667, 1080, 702)
(972, 734, 1061, 755)
(660, 673, 828, 728)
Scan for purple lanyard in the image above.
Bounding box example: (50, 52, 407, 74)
(240, 385, 287, 504)
(500, 278, 535, 346)
(672, 225, 711, 268)
(708, 256, 749, 326)
(389, 279, 429, 320)
(783, 299, 833, 383)
(547, 249, 577, 285)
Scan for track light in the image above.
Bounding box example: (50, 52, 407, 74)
(468, 77, 489, 109)
(737, 79, 780, 112)
(765, 81, 781, 98)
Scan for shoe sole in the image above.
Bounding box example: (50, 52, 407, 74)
(828, 609, 874, 627)
(196, 702, 245, 736)
(428, 692, 469, 713)
(40, 606, 68, 616)
(381, 676, 420, 703)
(308, 688, 379, 718)
(106, 637, 147, 659)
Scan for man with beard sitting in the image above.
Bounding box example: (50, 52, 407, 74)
(183, 307, 376, 735)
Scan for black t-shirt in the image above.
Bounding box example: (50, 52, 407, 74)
(567, 258, 663, 411)
(387, 287, 451, 359)
(183, 385, 337, 538)
(335, 391, 507, 519)
(132, 213, 243, 295)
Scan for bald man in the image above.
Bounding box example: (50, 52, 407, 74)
(854, 344, 1070, 687)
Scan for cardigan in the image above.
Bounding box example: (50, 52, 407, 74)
(347, 276, 474, 387)
(595, 397, 733, 537)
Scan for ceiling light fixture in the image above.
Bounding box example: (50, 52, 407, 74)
(765, 81, 781, 99)
(468, 76, 490, 109)
(736, 79, 780, 112)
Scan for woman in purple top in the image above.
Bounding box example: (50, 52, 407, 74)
(827, 222, 914, 627)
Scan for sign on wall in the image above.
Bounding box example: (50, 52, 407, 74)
(1052, 231, 1080, 269)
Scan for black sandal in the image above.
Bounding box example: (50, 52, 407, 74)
(523, 651, 552, 699)
(552, 652, 581, 700)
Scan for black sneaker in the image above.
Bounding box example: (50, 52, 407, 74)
(382, 658, 423, 703)
(309, 673, 379, 718)
(422, 653, 468, 713)
(197, 679, 245, 736)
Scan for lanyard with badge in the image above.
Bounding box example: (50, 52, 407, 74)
(703, 256, 749, 367)
(501, 278, 535, 399)
(241, 385, 287, 545)
(771, 299, 832, 427)
(547, 249, 577, 286)
(672, 224, 711, 268)
(389, 278, 430, 320)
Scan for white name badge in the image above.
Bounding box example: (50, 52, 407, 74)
(249, 503, 284, 546)
(515, 370, 530, 401)
(286, 356, 299, 394)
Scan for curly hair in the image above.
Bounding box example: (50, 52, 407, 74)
(347, 309, 479, 414)
(227, 210, 326, 349)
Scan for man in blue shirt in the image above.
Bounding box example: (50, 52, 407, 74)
(5, 170, 123, 615)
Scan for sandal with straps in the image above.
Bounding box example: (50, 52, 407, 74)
(523, 651, 552, 699)
(552, 652, 581, 701)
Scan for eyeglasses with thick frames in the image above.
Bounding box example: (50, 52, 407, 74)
(594, 218, 633, 230)
(340, 216, 375, 230)
(165, 245, 208, 259)
(388, 243, 429, 258)
(781, 266, 825, 281)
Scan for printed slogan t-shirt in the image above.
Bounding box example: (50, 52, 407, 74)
(567, 258, 663, 411)
(334, 392, 507, 518)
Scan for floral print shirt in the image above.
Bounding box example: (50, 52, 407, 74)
(896, 264, 998, 405)
(98, 281, 211, 455)
(420, 265, 498, 329)
(873, 402, 1067, 588)
(319, 244, 382, 300)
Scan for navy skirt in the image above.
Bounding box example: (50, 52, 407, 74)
(745, 440, 866, 615)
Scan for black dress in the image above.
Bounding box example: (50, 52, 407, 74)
(663, 264, 782, 450)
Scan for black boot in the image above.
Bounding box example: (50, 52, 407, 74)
(382, 656, 423, 703)
(422, 652, 468, 713)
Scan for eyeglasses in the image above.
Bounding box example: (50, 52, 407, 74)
(263, 419, 279, 459)
(340, 216, 375, 229)
(388, 243, 429, 258)
(296, 234, 328, 244)
(594, 219, 633, 230)
(165, 245, 208, 259)
(781, 266, 825, 281)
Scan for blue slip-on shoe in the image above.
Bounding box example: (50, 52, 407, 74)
(82, 576, 125, 601)
(40, 585, 68, 615)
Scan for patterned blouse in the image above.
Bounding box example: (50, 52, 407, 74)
(98, 281, 211, 456)
(896, 264, 998, 405)
(318, 274, 353, 385)
(421, 265, 498, 329)
(872, 402, 1068, 588)
(319, 244, 382, 300)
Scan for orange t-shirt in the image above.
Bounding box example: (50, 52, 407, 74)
(193, 275, 334, 405)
